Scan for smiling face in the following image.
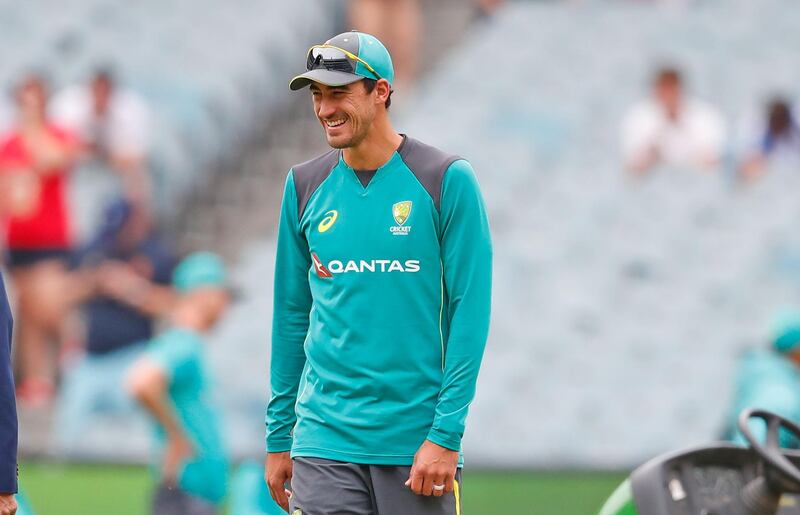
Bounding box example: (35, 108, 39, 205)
(310, 80, 387, 149)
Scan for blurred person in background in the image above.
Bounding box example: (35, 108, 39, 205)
(621, 67, 726, 175)
(127, 252, 230, 515)
(0, 74, 79, 407)
(228, 460, 285, 515)
(51, 67, 152, 207)
(349, 0, 421, 93)
(474, 0, 505, 19)
(0, 97, 12, 140)
(55, 198, 176, 446)
(726, 310, 800, 448)
(267, 31, 492, 514)
(0, 273, 18, 515)
(739, 97, 800, 181)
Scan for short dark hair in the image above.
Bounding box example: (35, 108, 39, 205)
(15, 71, 49, 98)
(767, 98, 793, 137)
(653, 67, 682, 88)
(92, 65, 116, 87)
(362, 79, 392, 110)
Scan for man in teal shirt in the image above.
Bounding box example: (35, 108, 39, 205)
(728, 310, 800, 448)
(128, 252, 230, 515)
(265, 31, 492, 514)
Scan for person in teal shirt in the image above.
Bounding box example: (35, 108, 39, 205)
(229, 461, 286, 515)
(265, 31, 492, 515)
(127, 252, 231, 515)
(728, 310, 800, 448)
(14, 491, 32, 515)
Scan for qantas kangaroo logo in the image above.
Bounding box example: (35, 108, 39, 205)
(311, 252, 332, 278)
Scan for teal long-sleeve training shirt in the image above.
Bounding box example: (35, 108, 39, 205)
(266, 136, 492, 465)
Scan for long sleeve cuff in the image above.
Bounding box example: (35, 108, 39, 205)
(0, 462, 17, 494)
(266, 435, 293, 454)
(426, 427, 461, 452)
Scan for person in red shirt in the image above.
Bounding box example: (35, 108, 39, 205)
(0, 74, 80, 406)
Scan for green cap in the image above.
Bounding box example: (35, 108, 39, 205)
(770, 309, 800, 353)
(289, 31, 394, 91)
(173, 252, 227, 293)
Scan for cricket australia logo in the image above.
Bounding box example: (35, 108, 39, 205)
(390, 200, 412, 236)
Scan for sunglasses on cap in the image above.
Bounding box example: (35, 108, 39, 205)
(306, 44, 382, 81)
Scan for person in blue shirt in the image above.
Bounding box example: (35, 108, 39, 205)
(56, 198, 176, 448)
(740, 98, 800, 180)
(0, 273, 18, 515)
(72, 198, 176, 356)
(127, 252, 231, 515)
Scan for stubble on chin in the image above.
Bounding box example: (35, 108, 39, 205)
(327, 137, 351, 149)
(326, 129, 367, 150)
(328, 140, 353, 150)
(323, 113, 373, 149)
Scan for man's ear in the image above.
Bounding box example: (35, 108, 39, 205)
(375, 79, 392, 105)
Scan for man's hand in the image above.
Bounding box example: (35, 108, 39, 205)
(96, 262, 148, 302)
(162, 434, 194, 484)
(628, 145, 661, 176)
(0, 493, 17, 515)
(405, 440, 459, 497)
(265, 452, 293, 513)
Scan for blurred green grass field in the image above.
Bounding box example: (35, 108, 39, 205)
(20, 462, 625, 514)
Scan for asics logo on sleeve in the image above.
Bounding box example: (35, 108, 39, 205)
(318, 210, 338, 233)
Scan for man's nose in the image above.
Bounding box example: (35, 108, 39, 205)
(317, 97, 337, 119)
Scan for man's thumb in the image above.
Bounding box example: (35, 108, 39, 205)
(405, 465, 416, 486)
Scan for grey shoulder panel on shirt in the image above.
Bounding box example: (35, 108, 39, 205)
(398, 136, 462, 211)
(291, 149, 339, 220)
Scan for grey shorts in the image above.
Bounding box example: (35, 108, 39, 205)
(152, 483, 217, 515)
(289, 457, 462, 515)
